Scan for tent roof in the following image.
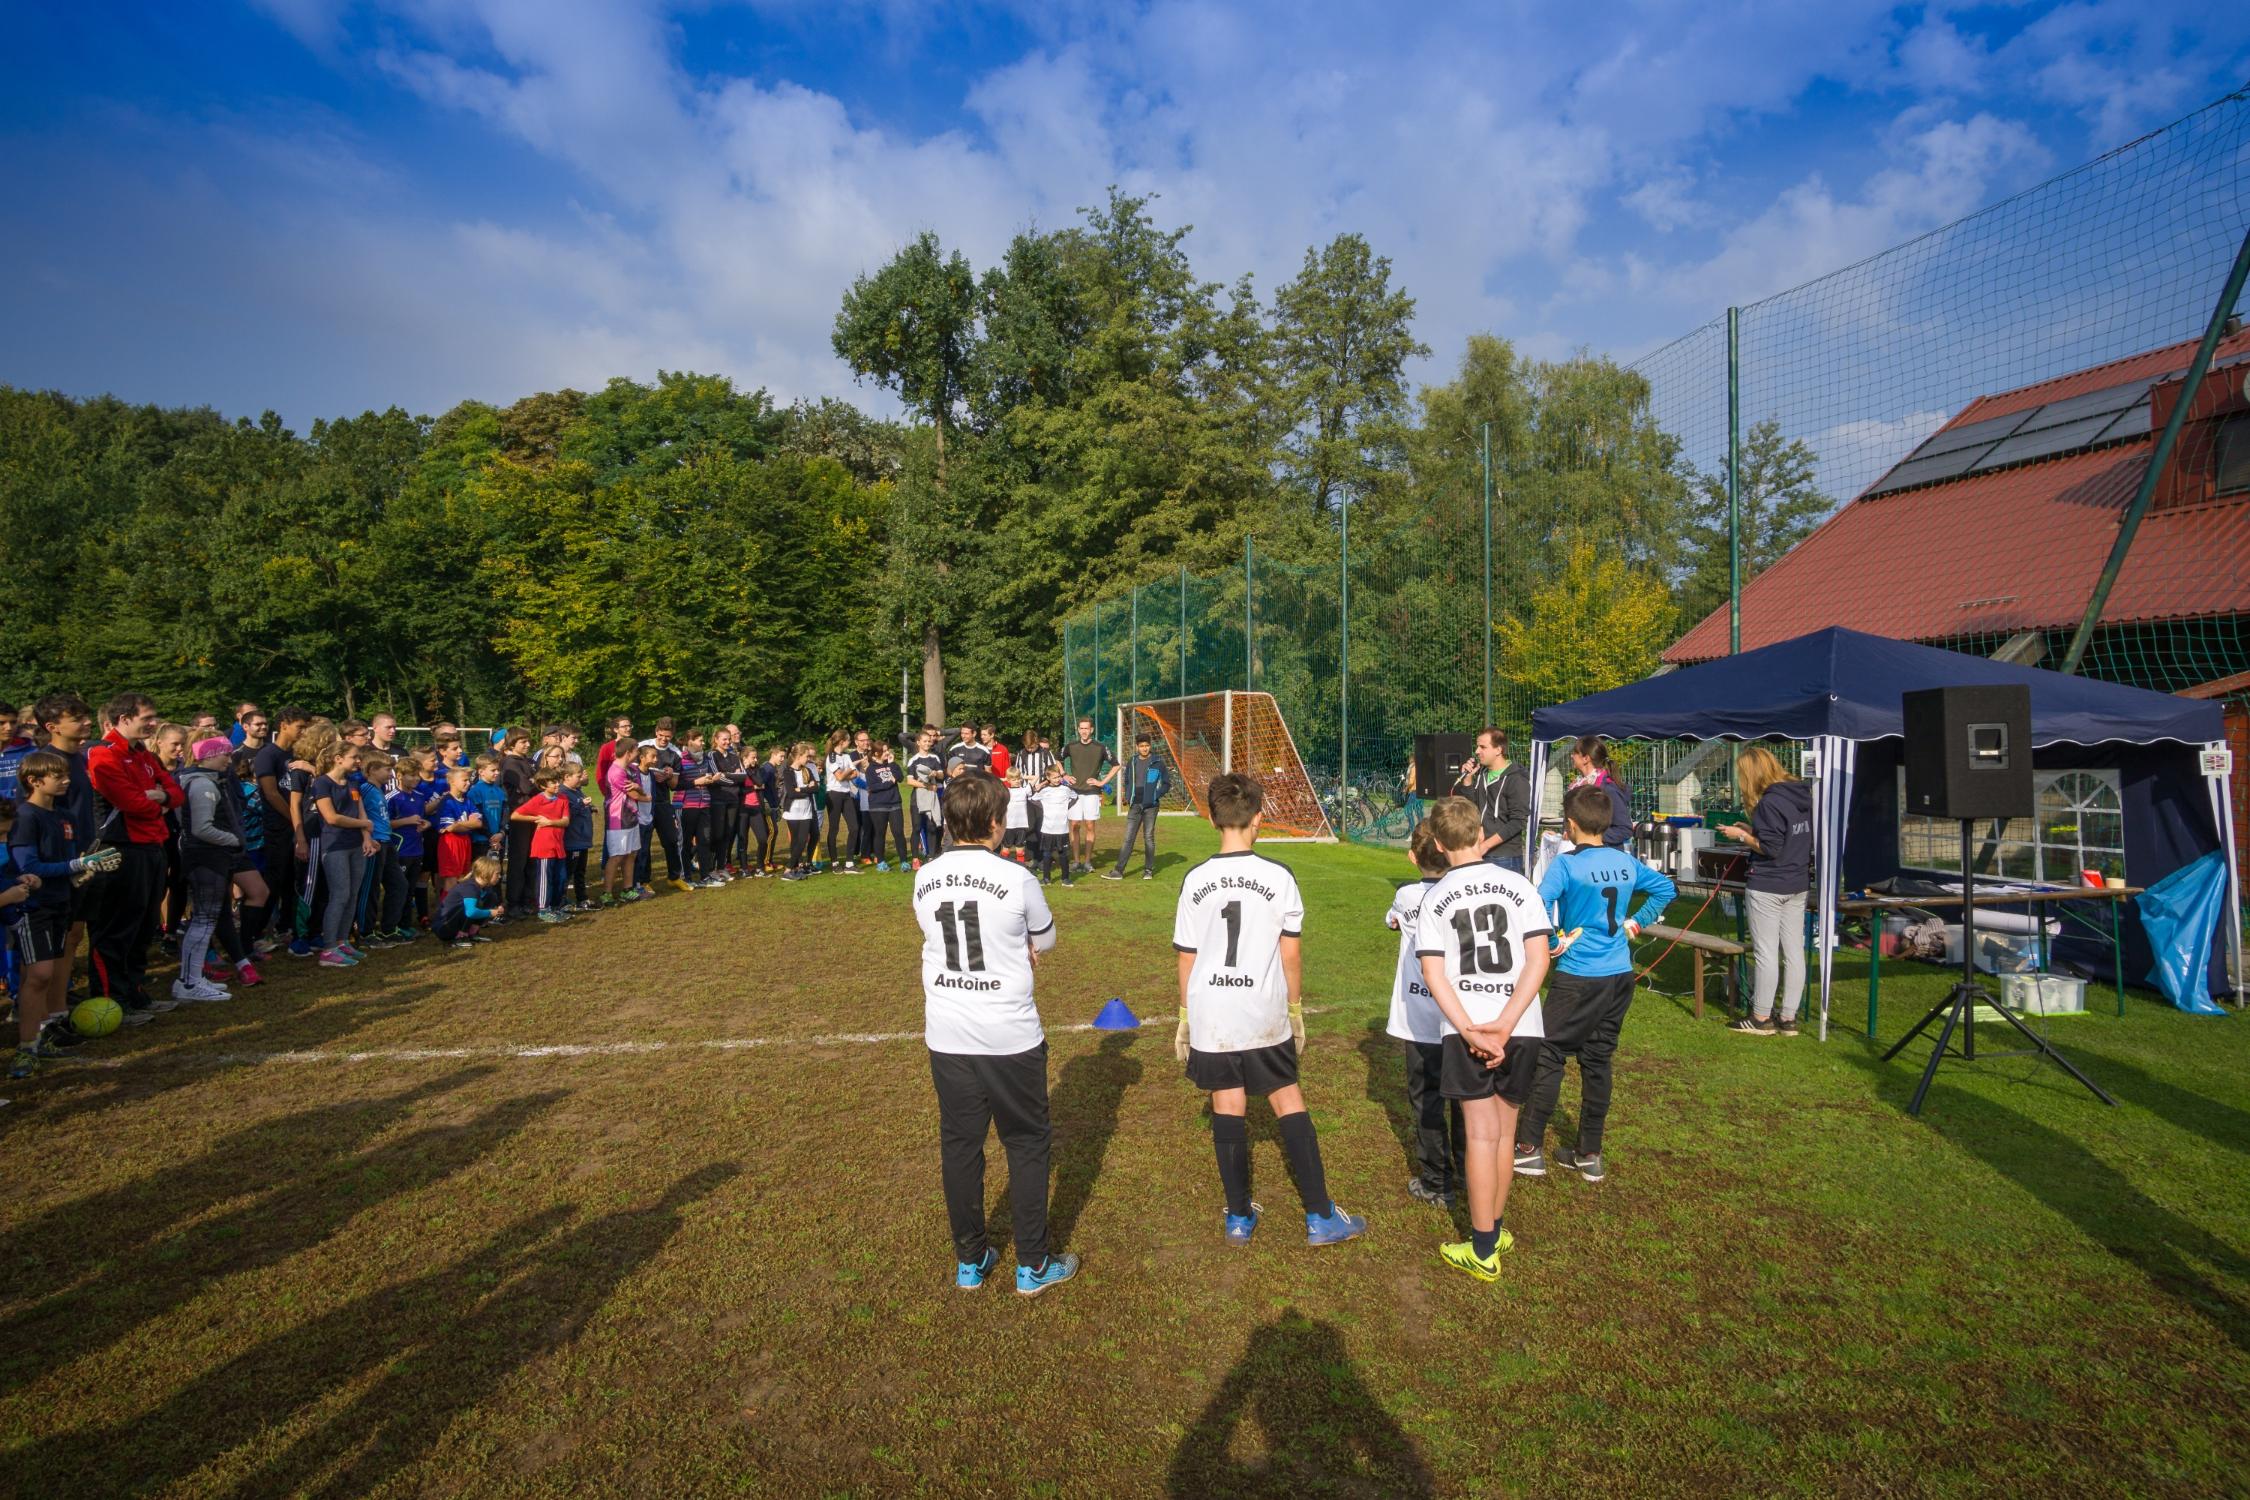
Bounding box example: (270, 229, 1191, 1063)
(1532, 627, 2224, 746)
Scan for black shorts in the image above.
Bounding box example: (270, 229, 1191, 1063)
(1543, 971, 1636, 1050)
(184, 861, 230, 911)
(10, 906, 69, 966)
(1186, 1040, 1300, 1096)
(1440, 1032, 1540, 1105)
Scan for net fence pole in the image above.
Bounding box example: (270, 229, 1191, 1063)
(2060, 225, 2250, 673)
(1130, 586, 1139, 712)
(1727, 304, 1742, 656)
(1244, 535, 1254, 692)
(1481, 420, 1493, 725)
(1340, 492, 1351, 805)
(1179, 564, 1188, 698)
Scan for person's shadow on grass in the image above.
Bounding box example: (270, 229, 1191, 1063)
(1045, 1031, 1142, 1250)
(0, 1161, 740, 1500)
(1355, 1016, 1419, 1184)
(1166, 1307, 1434, 1497)
(0, 1070, 560, 1396)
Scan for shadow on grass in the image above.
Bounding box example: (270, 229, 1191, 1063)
(1166, 1307, 1433, 1498)
(3, 1162, 739, 1500)
(17, 980, 444, 1131)
(1048, 1032, 1141, 1250)
(0, 1069, 566, 1397)
(2061, 1049, 2250, 1159)
(1841, 1048, 2250, 1356)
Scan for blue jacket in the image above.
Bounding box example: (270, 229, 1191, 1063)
(1122, 754, 1172, 810)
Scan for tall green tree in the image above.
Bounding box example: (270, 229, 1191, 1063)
(833, 233, 980, 726)
(1271, 234, 1428, 514)
(1678, 416, 1832, 627)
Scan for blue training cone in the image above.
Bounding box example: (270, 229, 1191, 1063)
(1092, 997, 1140, 1030)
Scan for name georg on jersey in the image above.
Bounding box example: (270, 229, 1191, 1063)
(1188, 870, 1280, 907)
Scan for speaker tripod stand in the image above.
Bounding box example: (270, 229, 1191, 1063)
(1881, 820, 2115, 1117)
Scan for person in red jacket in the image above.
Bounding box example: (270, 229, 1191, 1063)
(83, 692, 184, 1020)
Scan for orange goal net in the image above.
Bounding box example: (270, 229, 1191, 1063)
(1123, 691, 1335, 841)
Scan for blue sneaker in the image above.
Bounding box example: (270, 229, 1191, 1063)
(1224, 1203, 1262, 1247)
(955, 1247, 999, 1290)
(287, 938, 315, 959)
(1305, 1204, 1368, 1246)
(875, 860, 890, 872)
(1014, 1251, 1080, 1297)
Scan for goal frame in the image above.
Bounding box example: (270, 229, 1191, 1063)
(1118, 689, 1337, 842)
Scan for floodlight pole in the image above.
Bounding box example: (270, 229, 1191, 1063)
(1482, 420, 1494, 725)
(1727, 305, 1742, 656)
(2059, 225, 2250, 674)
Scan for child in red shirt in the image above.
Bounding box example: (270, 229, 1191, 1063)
(513, 769, 572, 923)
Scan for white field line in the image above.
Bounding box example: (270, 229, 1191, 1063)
(82, 1009, 1334, 1073)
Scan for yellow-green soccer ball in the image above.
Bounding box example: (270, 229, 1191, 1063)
(70, 997, 124, 1038)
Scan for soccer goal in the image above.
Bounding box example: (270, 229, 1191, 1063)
(1119, 690, 1336, 841)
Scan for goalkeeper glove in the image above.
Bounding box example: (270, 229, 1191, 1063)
(1173, 1007, 1192, 1063)
(1289, 1003, 1306, 1055)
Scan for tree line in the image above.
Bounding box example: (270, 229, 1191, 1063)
(0, 189, 1826, 740)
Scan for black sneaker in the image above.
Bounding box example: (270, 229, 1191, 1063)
(1728, 1016, 1776, 1036)
(1512, 1144, 1546, 1177)
(1776, 1017, 1801, 1037)
(1553, 1147, 1606, 1183)
(1101, 869, 1123, 881)
(1405, 1177, 1451, 1206)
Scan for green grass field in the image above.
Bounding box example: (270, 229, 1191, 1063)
(1, 817, 2245, 1497)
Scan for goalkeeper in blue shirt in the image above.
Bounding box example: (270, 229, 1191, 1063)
(1514, 783, 1675, 1184)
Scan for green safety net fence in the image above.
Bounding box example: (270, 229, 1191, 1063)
(1066, 87, 2250, 873)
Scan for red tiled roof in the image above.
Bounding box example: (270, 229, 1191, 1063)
(1667, 330, 2250, 665)
(1948, 328, 2250, 428)
(1666, 433, 2250, 662)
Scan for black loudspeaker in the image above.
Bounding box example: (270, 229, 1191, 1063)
(1902, 685, 2034, 821)
(1414, 732, 1477, 797)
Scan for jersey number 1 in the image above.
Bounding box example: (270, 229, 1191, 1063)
(1220, 900, 1242, 967)
(935, 900, 985, 972)
(1449, 903, 1514, 975)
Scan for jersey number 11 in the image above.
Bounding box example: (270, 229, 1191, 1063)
(935, 900, 985, 971)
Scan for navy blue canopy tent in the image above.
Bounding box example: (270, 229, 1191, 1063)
(1526, 628, 2237, 1036)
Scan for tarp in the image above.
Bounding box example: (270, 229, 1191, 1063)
(2140, 852, 2232, 1015)
(1531, 627, 2223, 747)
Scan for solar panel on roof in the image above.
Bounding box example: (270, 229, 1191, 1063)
(1865, 448, 1989, 496)
(2009, 377, 2153, 431)
(1970, 414, 2122, 470)
(2091, 400, 2150, 444)
(1911, 410, 2028, 458)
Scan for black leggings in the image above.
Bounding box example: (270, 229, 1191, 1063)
(786, 816, 814, 869)
(742, 808, 771, 869)
(864, 805, 907, 863)
(679, 807, 711, 881)
(567, 850, 589, 903)
(826, 800, 859, 863)
(653, 801, 684, 880)
(707, 801, 736, 871)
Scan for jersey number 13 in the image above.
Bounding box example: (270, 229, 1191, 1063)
(1449, 903, 1514, 975)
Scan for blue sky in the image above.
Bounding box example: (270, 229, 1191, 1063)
(2, 1, 2246, 439)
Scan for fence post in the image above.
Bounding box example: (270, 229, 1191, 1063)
(2061, 225, 2250, 673)
(1092, 610, 1101, 739)
(1130, 586, 1139, 712)
(1340, 493, 1350, 804)
(1727, 305, 1742, 656)
(1179, 564, 1188, 700)
(1481, 420, 1493, 725)
(1244, 535, 1254, 692)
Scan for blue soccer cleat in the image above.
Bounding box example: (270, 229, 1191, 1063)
(1305, 1203, 1368, 1246)
(955, 1247, 998, 1290)
(1224, 1203, 1263, 1247)
(1015, 1251, 1081, 1297)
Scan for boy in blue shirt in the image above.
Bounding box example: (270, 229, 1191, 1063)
(561, 763, 595, 910)
(1515, 783, 1675, 1185)
(467, 755, 509, 865)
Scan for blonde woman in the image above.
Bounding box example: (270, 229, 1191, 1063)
(1717, 746, 1816, 1036)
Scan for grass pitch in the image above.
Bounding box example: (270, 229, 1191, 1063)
(0, 818, 2245, 1497)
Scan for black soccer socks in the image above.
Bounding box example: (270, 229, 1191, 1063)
(1211, 1113, 1252, 1217)
(1276, 1111, 1333, 1219)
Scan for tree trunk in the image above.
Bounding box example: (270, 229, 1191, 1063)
(922, 620, 947, 730)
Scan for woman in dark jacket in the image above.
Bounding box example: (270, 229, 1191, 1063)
(1717, 745, 1815, 1036)
(1568, 736, 1634, 848)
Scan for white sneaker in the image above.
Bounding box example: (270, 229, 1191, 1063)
(172, 977, 231, 1003)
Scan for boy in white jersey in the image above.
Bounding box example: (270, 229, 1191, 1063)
(912, 770, 1080, 1297)
(1031, 764, 1076, 886)
(1173, 772, 1366, 1249)
(1387, 820, 1464, 1206)
(1002, 771, 1032, 862)
(1414, 796, 1552, 1283)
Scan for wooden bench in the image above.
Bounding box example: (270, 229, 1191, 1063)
(1637, 924, 1746, 1019)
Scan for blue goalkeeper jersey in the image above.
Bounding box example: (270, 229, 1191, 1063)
(1537, 844, 1675, 978)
